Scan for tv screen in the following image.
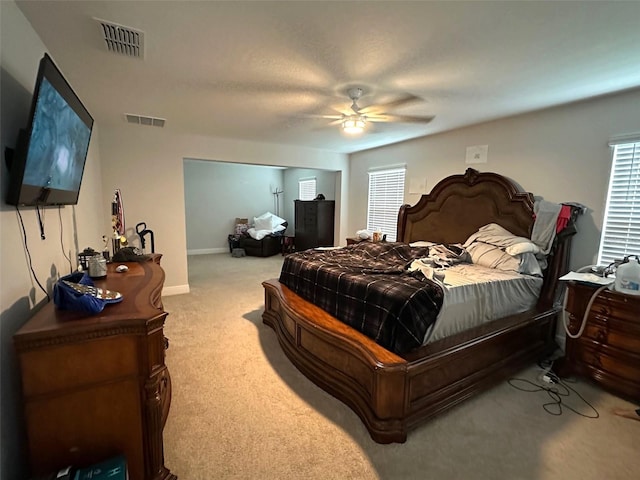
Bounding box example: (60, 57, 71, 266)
(6, 53, 93, 206)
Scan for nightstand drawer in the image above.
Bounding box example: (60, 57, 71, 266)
(579, 319, 640, 354)
(590, 297, 640, 325)
(574, 342, 640, 385)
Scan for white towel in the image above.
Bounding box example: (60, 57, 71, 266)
(532, 200, 562, 255)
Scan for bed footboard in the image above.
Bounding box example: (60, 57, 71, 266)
(262, 278, 410, 443)
(262, 279, 558, 443)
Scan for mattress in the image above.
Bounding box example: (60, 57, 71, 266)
(424, 263, 543, 344)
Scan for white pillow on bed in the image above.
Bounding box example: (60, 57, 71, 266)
(464, 223, 541, 255)
(466, 241, 542, 277)
(409, 241, 436, 247)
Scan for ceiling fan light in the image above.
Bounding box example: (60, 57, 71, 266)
(342, 115, 366, 134)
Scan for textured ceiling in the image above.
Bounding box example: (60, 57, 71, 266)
(15, 0, 640, 154)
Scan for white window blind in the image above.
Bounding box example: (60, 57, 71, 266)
(367, 168, 406, 242)
(597, 141, 640, 266)
(298, 178, 316, 200)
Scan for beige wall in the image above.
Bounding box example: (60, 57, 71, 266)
(349, 88, 640, 271)
(98, 124, 349, 293)
(0, 2, 106, 478)
(3, 1, 638, 474)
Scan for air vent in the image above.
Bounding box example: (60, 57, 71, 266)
(95, 18, 144, 58)
(125, 114, 165, 128)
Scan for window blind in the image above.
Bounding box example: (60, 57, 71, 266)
(367, 168, 406, 242)
(597, 142, 640, 266)
(298, 178, 316, 200)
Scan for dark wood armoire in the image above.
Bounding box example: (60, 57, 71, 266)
(294, 200, 335, 252)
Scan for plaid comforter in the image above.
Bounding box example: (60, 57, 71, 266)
(278, 242, 445, 354)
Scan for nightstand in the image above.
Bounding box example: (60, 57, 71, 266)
(346, 237, 368, 245)
(282, 235, 295, 255)
(555, 281, 640, 401)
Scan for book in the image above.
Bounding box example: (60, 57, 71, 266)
(73, 455, 128, 480)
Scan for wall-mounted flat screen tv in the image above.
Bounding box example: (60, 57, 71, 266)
(6, 53, 93, 206)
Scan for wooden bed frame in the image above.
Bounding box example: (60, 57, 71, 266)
(262, 168, 576, 443)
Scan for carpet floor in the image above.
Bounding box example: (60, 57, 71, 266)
(161, 253, 639, 480)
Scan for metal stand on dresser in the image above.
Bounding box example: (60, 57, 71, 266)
(556, 281, 640, 401)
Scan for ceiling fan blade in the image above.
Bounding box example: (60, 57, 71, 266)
(368, 114, 435, 124)
(300, 113, 343, 120)
(359, 93, 423, 115)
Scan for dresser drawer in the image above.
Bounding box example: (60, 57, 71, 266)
(20, 335, 138, 397)
(573, 342, 640, 385)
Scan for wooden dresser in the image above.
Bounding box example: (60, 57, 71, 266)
(556, 281, 640, 401)
(14, 258, 176, 480)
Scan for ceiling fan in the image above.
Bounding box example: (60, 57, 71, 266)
(314, 87, 435, 134)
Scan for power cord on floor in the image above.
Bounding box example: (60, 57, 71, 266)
(509, 359, 599, 419)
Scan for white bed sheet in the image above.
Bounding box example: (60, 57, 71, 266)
(423, 263, 543, 344)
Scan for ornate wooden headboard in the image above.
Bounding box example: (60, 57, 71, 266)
(397, 168, 581, 310)
(397, 168, 535, 244)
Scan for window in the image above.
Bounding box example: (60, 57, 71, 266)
(298, 178, 316, 200)
(367, 167, 406, 242)
(597, 141, 640, 266)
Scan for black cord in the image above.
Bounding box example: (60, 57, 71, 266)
(508, 376, 599, 419)
(16, 206, 50, 302)
(35, 203, 46, 239)
(58, 206, 73, 274)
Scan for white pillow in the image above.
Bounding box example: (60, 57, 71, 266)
(467, 242, 521, 272)
(505, 243, 539, 256)
(410, 241, 436, 247)
(270, 213, 286, 228)
(464, 223, 541, 255)
(254, 211, 286, 229)
(254, 214, 273, 232)
(466, 241, 542, 277)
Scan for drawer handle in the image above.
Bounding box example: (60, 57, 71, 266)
(596, 306, 609, 316)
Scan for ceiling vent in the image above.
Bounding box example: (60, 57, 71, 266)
(95, 18, 144, 58)
(125, 114, 165, 128)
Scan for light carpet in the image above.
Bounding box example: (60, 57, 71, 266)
(162, 253, 639, 480)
